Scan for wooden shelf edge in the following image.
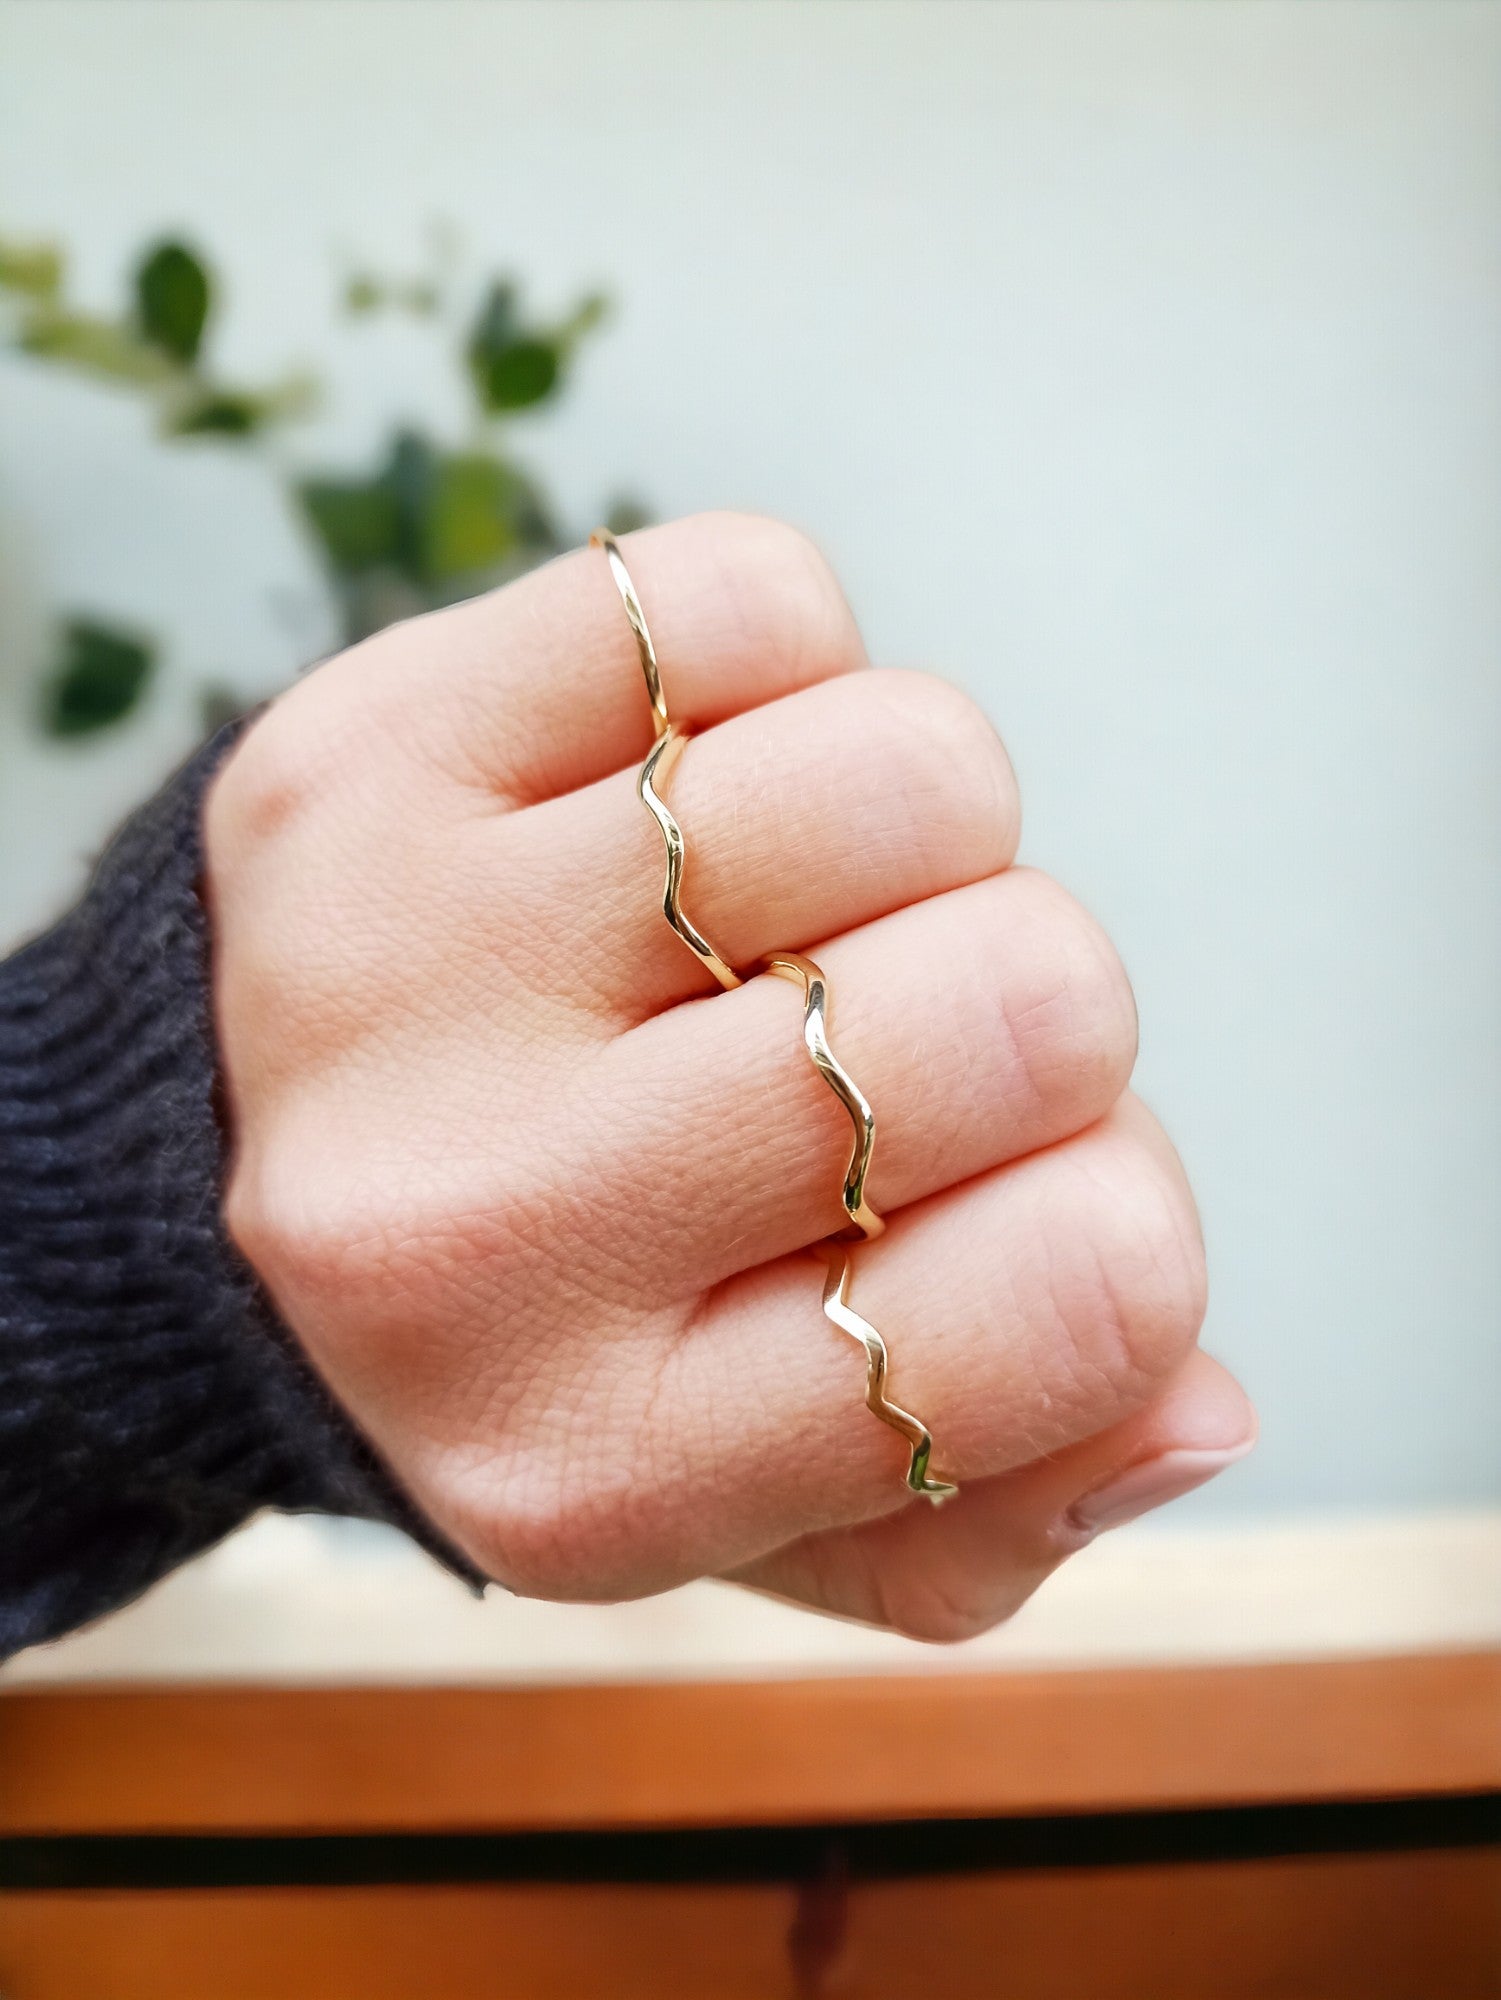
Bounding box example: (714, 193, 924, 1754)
(3, 1651, 1499, 1836)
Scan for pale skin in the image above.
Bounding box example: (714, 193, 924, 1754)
(205, 512, 1256, 1643)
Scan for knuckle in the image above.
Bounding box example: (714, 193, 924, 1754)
(870, 666, 994, 755)
(699, 510, 862, 678)
(442, 1337, 689, 1602)
(1069, 1131, 1208, 1406)
(207, 705, 332, 853)
(997, 874, 1139, 1121)
(862, 669, 1021, 864)
(224, 1140, 400, 1327)
(206, 656, 407, 859)
(449, 1467, 582, 1600)
(872, 1560, 1031, 1646)
(459, 1460, 671, 1604)
(882, 1589, 994, 1647)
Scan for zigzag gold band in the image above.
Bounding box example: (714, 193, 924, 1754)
(767, 952, 956, 1502)
(639, 727, 742, 992)
(763, 953, 884, 1243)
(593, 529, 740, 990)
(590, 531, 956, 1507)
(820, 1246, 959, 1503)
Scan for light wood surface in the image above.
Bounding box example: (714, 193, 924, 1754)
(8, 1510, 1499, 1687)
(3, 1851, 1499, 2000)
(4, 1651, 1498, 1836)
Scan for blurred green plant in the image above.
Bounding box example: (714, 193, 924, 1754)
(1, 232, 314, 439)
(1, 228, 646, 734)
(42, 618, 156, 737)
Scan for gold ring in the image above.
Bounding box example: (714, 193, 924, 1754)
(590, 528, 669, 738)
(821, 1246, 958, 1503)
(639, 726, 742, 991)
(592, 529, 742, 991)
(591, 529, 955, 1505)
(765, 952, 957, 1503)
(763, 953, 883, 1242)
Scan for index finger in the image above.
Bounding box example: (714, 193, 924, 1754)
(348, 511, 869, 805)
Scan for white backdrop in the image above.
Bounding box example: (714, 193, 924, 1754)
(1, 0, 1497, 1522)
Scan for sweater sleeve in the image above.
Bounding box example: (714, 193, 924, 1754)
(0, 730, 483, 1663)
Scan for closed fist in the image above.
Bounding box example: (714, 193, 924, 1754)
(205, 513, 1252, 1642)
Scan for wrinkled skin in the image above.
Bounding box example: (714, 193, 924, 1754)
(206, 513, 1253, 1642)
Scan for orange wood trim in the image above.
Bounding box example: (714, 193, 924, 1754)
(0, 1885, 794, 2000)
(2, 1652, 1499, 1836)
(4, 1854, 1501, 2000)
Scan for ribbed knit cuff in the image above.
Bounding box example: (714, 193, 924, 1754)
(0, 728, 484, 1662)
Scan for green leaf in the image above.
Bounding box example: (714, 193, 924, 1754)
(481, 337, 558, 411)
(298, 474, 402, 575)
(342, 271, 440, 319)
(161, 369, 316, 439)
(170, 389, 263, 436)
(41, 619, 156, 737)
(469, 279, 519, 355)
(467, 281, 562, 412)
(19, 309, 174, 385)
(384, 428, 440, 582)
(300, 430, 442, 589)
(135, 240, 211, 364)
(421, 452, 524, 582)
(299, 425, 563, 614)
(0, 236, 63, 301)
(556, 291, 608, 352)
(343, 273, 385, 315)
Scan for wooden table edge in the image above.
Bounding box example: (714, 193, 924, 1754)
(3, 1650, 1498, 1836)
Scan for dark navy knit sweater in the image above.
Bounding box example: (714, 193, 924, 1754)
(0, 734, 477, 1664)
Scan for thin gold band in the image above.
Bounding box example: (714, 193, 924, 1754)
(638, 728, 742, 992)
(821, 1246, 959, 1503)
(763, 952, 883, 1243)
(591, 528, 669, 739)
(593, 529, 740, 990)
(765, 952, 956, 1503)
(590, 530, 956, 1506)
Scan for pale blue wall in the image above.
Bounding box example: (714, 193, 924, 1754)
(2, 0, 1497, 1519)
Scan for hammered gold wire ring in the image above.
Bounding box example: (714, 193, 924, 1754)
(765, 953, 957, 1504)
(820, 1247, 958, 1503)
(591, 528, 669, 739)
(593, 531, 742, 992)
(638, 727, 743, 991)
(591, 530, 954, 1505)
(763, 952, 883, 1243)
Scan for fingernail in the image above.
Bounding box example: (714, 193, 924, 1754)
(1067, 1439, 1256, 1537)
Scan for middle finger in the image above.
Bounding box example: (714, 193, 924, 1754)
(492, 667, 1020, 1022)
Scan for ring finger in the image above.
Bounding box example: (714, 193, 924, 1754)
(472, 1095, 1208, 1598)
(572, 863, 1139, 1298)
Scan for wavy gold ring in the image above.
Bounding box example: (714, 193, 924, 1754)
(590, 528, 669, 738)
(766, 952, 957, 1504)
(639, 726, 742, 991)
(590, 529, 955, 1506)
(763, 952, 883, 1242)
(592, 529, 741, 991)
(820, 1246, 958, 1503)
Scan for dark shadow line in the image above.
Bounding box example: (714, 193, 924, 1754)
(2, 1792, 1499, 1892)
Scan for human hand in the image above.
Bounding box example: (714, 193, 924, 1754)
(205, 514, 1253, 1641)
